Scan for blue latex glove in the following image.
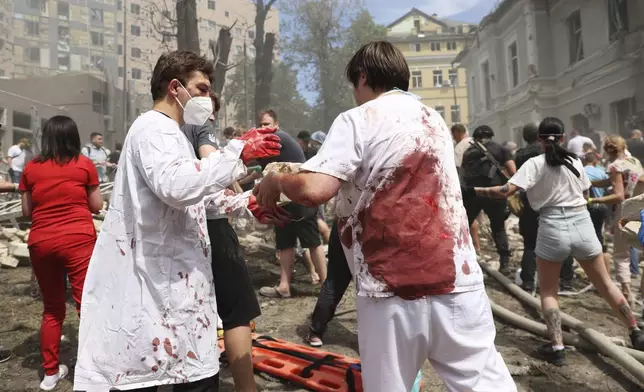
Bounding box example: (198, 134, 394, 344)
(638, 210, 644, 247)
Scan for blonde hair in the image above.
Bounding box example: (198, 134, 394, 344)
(18, 138, 32, 149)
(603, 135, 626, 153)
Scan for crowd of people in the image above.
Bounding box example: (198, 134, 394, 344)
(3, 39, 644, 392)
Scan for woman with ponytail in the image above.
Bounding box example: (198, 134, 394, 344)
(586, 135, 644, 305)
(462, 117, 644, 366)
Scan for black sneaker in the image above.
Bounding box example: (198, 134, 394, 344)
(521, 282, 536, 292)
(536, 343, 566, 366)
(0, 348, 11, 363)
(630, 329, 644, 351)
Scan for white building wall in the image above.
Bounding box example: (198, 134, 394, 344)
(462, 0, 643, 144)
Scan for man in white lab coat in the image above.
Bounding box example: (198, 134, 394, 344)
(73, 51, 281, 391)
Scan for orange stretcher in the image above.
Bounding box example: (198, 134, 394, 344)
(219, 334, 362, 391)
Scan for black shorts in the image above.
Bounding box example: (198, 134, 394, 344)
(275, 203, 322, 250)
(208, 219, 261, 330)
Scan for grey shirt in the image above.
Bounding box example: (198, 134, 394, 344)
(181, 123, 219, 157)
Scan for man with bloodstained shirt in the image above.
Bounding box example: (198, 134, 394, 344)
(253, 41, 516, 392)
(73, 51, 281, 391)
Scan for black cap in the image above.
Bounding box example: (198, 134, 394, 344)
(297, 131, 311, 141)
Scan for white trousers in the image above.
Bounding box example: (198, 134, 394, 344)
(356, 289, 516, 392)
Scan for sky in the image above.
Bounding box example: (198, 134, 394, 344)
(292, 0, 499, 104)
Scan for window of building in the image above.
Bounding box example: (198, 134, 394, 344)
(435, 106, 445, 118)
(433, 70, 443, 86)
(447, 42, 457, 50)
(57, 1, 69, 19)
(57, 53, 70, 70)
(248, 30, 255, 39)
(451, 105, 461, 123)
(117, 44, 123, 55)
(91, 31, 104, 46)
(208, 0, 216, 10)
(612, 97, 637, 135)
(567, 10, 584, 65)
(608, 0, 629, 40)
(58, 26, 70, 50)
(508, 41, 519, 88)
(131, 47, 141, 58)
(25, 20, 39, 36)
(92, 91, 105, 113)
(431, 42, 441, 51)
(448, 69, 458, 86)
(411, 71, 422, 88)
(409, 43, 421, 52)
(91, 55, 104, 69)
(90, 8, 103, 23)
(117, 22, 122, 33)
(132, 68, 142, 80)
(27, 0, 45, 12)
(131, 25, 141, 36)
(413, 19, 420, 31)
(131, 3, 141, 14)
(24, 47, 40, 62)
(0, 38, 4, 51)
(458, 25, 464, 34)
(248, 47, 256, 57)
(13, 111, 32, 130)
(118, 67, 124, 77)
(482, 60, 492, 110)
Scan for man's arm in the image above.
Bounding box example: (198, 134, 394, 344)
(136, 128, 247, 210)
(280, 172, 342, 207)
(473, 183, 520, 199)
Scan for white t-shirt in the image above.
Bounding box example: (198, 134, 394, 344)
(454, 136, 471, 168)
(75, 111, 247, 390)
(7, 145, 27, 172)
(508, 154, 590, 211)
(301, 91, 482, 299)
(567, 135, 596, 157)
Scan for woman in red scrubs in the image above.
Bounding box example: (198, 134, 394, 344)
(19, 115, 103, 391)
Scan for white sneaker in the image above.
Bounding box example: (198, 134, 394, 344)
(39, 364, 68, 391)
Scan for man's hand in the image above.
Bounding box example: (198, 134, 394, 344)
(248, 195, 291, 227)
(238, 127, 281, 163)
(253, 171, 283, 207)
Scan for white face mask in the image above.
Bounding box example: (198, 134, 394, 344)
(175, 83, 213, 126)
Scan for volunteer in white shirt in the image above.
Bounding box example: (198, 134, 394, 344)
(7, 138, 32, 183)
(73, 51, 281, 392)
(465, 117, 644, 367)
(254, 41, 515, 392)
(566, 128, 596, 157)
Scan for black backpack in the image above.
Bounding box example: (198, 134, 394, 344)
(461, 140, 505, 187)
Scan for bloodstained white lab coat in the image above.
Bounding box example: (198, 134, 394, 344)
(74, 111, 246, 391)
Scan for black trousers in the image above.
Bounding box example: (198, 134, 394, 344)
(588, 204, 609, 253)
(310, 221, 352, 337)
(519, 204, 574, 285)
(124, 374, 219, 392)
(465, 196, 511, 264)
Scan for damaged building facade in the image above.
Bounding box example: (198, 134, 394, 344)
(457, 0, 644, 145)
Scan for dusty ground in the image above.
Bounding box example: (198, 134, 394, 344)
(2, 224, 644, 391)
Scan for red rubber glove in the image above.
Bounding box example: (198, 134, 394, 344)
(238, 127, 281, 164)
(248, 195, 291, 227)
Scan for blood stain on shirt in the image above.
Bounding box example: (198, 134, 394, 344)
(178, 272, 184, 279)
(194, 161, 201, 172)
(185, 273, 190, 287)
(152, 337, 160, 346)
(163, 338, 173, 355)
(462, 262, 471, 275)
(187, 351, 197, 360)
(151, 365, 159, 372)
(358, 150, 457, 299)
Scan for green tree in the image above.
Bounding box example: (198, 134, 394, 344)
(225, 55, 311, 134)
(282, 0, 386, 130)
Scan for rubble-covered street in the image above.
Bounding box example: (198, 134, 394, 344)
(0, 217, 643, 391)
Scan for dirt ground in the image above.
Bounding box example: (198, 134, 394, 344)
(2, 225, 644, 391)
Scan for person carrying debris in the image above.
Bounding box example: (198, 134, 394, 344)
(19, 115, 104, 390)
(464, 117, 644, 366)
(73, 51, 281, 392)
(253, 41, 516, 391)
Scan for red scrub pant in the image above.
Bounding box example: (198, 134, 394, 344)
(30, 233, 96, 376)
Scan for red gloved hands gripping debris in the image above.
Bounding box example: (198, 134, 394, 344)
(238, 127, 281, 164)
(248, 195, 291, 227)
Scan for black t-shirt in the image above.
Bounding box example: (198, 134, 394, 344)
(258, 130, 306, 167)
(181, 123, 218, 157)
(627, 138, 644, 165)
(462, 139, 512, 187)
